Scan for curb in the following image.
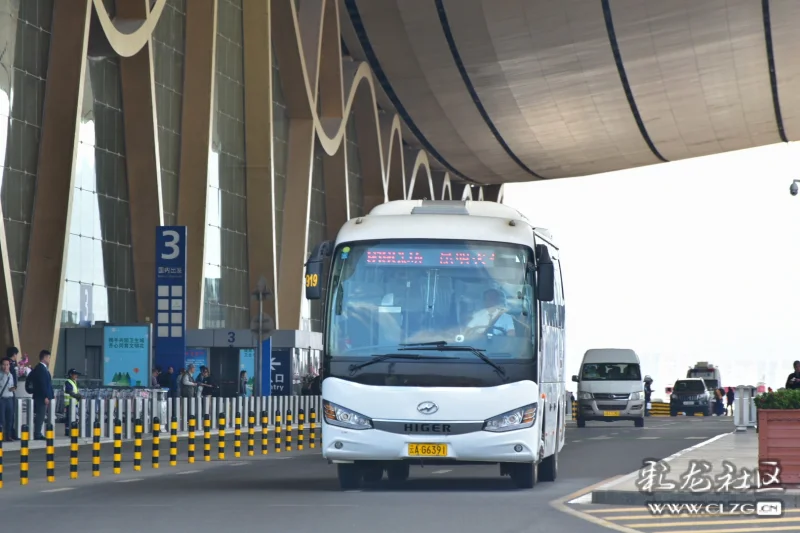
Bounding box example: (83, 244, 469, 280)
(591, 489, 800, 507)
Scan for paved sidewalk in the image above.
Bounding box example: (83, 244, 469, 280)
(588, 430, 800, 507)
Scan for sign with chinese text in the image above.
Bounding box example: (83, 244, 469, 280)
(103, 325, 151, 387)
(184, 348, 208, 371)
(154, 226, 187, 372)
(269, 346, 291, 396)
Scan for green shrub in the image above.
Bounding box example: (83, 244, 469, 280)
(754, 388, 800, 410)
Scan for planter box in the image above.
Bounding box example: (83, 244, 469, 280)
(758, 409, 800, 485)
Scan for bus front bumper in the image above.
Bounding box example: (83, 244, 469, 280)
(322, 423, 539, 463)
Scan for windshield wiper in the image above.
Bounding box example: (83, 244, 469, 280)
(398, 342, 508, 382)
(348, 353, 450, 375)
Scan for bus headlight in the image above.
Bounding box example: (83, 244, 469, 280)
(630, 392, 642, 401)
(578, 392, 593, 400)
(483, 404, 538, 433)
(323, 400, 373, 430)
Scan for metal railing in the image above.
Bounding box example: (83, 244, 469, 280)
(9, 395, 322, 440)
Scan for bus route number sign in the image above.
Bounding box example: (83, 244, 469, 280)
(305, 262, 323, 300)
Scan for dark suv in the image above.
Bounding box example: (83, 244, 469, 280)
(670, 378, 712, 416)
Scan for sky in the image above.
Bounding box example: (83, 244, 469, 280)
(503, 141, 800, 396)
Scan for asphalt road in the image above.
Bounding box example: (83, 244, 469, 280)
(0, 417, 733, 533)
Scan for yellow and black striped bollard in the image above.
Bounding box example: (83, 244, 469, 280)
(0, 424, 4, 488)
(286, 409, 293, 452)
(92, 420, 101, 477)
(188, 415, 196, 464)
(261, 411, 269, 455)
(274, 409, 281, 453)
(298, 409, 305, 451)
(134, 418, 143, 471)
(20, 424, 28, 485)
(152, 417, 160, 469)
(203, 414, 211, 462)
(113, 419, 122, 474)
(45, 423, 55, 482)
(310, 407, 317, 449)
(170, 416, 178, 466)
(218, 412, 226, 460)
(234, 412, 241, 458)
(70, 421, 79, 479)
(247, 411, 255, 456)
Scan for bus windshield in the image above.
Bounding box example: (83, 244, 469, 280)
(325, 240, 534, 359)
(580, 363, 641, 381)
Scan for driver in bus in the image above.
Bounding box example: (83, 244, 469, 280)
(467, 288, 516, 336)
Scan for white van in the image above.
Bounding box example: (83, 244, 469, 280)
(571, 349, 645, 428)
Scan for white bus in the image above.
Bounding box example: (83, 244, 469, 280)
(305, 200, 566, 490)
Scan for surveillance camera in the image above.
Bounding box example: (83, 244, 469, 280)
(792, 183, 799, 196)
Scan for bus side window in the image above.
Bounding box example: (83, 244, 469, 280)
(553, 258, 564, 329)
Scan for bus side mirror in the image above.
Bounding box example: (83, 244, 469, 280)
(572, 375, 579, 383)
(305, 240, 333, 300)
(535, 244, 555, 302)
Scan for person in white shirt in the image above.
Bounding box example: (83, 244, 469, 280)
(467, 288, 516, 336)
(0, 358, 15, 441)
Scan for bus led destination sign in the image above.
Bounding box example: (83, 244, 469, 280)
(365, 249, 496, 267)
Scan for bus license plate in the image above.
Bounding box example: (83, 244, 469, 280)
(603, 411, 620, 417)
(408, 443, 448, 457)
(684, 401, 695, 405)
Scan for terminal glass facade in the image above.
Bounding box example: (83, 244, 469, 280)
(203, 0, 250, 329)
(153, 0, 186, 226)
(0, 0, 53, 317)
(63, 57, 137, 326)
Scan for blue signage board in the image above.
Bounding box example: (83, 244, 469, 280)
(260, 338, 272, 396)
(184, 348, 208, 372)
(154, 226, 187, 372)
(239, 349, 255, 396)
(103, 325, 151, 387)
(270, 346, 291, 396)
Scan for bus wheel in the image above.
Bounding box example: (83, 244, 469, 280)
(576, 417, 585, 428)
(510, 462, 537, 489)
(538, 449, 557, 482)
(337, 463, 362, 490)
(362, 464, 384, 483)
(386, 462, 410, 482)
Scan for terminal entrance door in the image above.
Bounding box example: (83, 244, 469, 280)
(210, 347, 239, 397)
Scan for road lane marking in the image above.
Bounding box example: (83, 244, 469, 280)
(176, 470, 202, 475)
(431, 469, 451, 475)
(550, 477, 642, 533)
(267, 504, 358, 507)
(227, 462, 247, 466)
(637, 437, 659, 440)
(41, 487, 75, 493)
(684, 436, 706, 439)
(115, 478, 143, 483)
(587, 436, 612, 440)
(567, 493, 592, 504)
(591, 431, 731, 491)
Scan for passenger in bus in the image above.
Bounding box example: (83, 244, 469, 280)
(467, 288, 515, 336)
